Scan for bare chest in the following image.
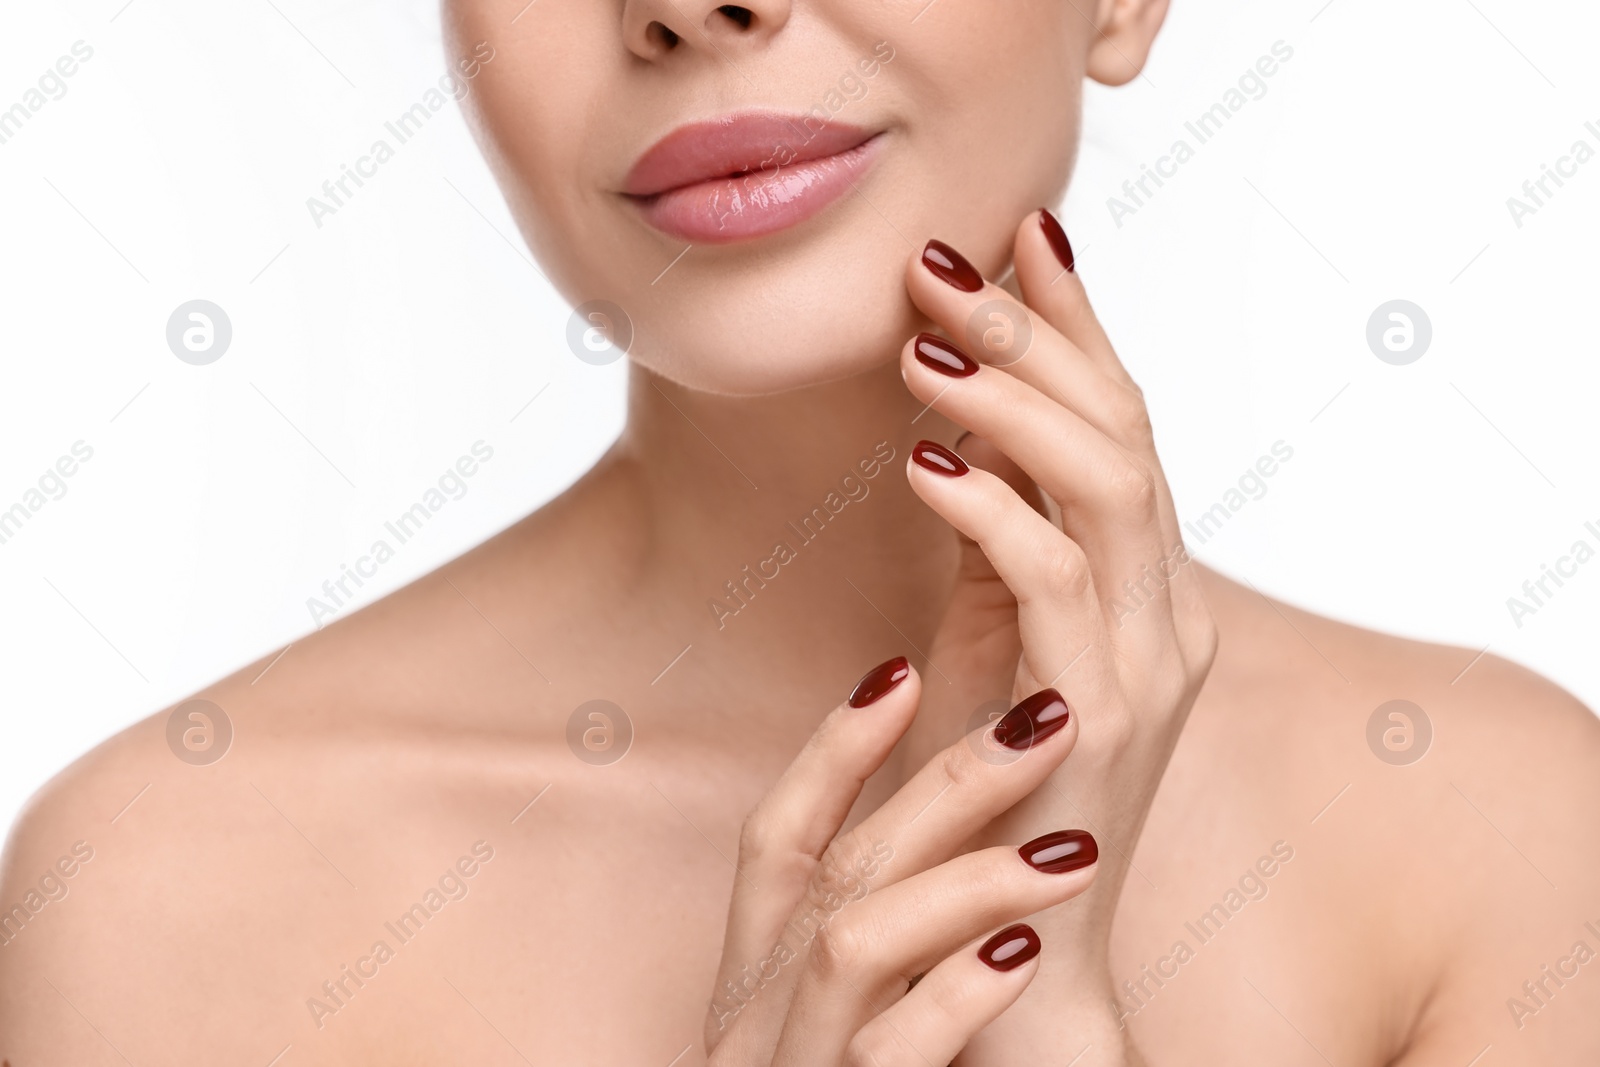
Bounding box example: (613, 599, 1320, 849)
(262, 764, 1376, 1067)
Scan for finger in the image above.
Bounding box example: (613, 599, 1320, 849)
(1020, 210, 1125, 380)
(914, 233, 1196, 650)
(1016, 207, 1187, 506)
(772, 837, 1095, 1067)
(723, 685, 1082, 1059)
(844, 924, 1042, 1067)
(908, 237, 1192, 627)
(903, 444, 1125, 690)
(939, 434, 1040, 633)
(822, 679, 1080, 898)
(901, 340, 1171, 619)
(1013, 214, 1210, 655)
(707, 657, 920, 1051)
(908, 239, 1145, 455)
(954, 431, 1050, 520)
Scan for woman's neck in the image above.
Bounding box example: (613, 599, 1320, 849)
(604, 357, 964, 675)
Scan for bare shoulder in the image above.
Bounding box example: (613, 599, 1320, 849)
(1338, 621, 1600, 1062)
(0, 708, 182, 1054)
(0, 708, 169, 933)
(1190, 568, 1600, 1062)
(0, 484, 623, 1059)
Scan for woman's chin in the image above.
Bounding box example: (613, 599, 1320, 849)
(634, 301, 922, 397)
(603, 251, 923, 396)
(635, 342, 890, 398)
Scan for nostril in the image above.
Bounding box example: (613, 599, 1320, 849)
(717, 5, 754, 29)
(647, 21, 681, 49)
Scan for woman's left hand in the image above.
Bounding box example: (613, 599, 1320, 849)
(896, 212, 1219, 1063)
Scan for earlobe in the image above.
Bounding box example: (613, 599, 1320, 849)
(1085, 0, 1170, 87)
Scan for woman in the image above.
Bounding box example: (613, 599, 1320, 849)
(3, 0, 1597, 1063)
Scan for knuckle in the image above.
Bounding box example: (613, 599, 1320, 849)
(922, 969, 978, 1022)
(736, 808, 778, 867)
(1107, 386, 1154, 442)
(960, 852, 1017, 901)
(808, 916, 870, 981)
(1040, 541, 1093, 600)
(816, 832, 870, 889)
(1121, 375, 1151, 406)
(939, 740, 992, 795)
(845, 1030, 900, 1067)
(1107, 464, 1158, 517)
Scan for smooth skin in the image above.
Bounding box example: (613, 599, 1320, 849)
(5, 0, 1600, 1064)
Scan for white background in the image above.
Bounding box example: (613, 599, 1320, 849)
(1, 0, 1596, 841)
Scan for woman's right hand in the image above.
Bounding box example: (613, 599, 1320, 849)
(703, 657, 1100, 1066)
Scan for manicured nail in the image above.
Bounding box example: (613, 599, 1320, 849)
(979, 923, 1041, 971)
(922, 239, 984, 292)
(911, 440, 969, 478)
(1039, 208, 1074, 272)
(1019, 829, 1098, 873)
(848, 656, 910, 708)
(913, 333, 979, 378)
(992, 689, 1070, 750)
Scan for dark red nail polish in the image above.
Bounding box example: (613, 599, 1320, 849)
(911, 440, 969, 478)
(992, 689, 1070, 750)
(922, 239, 984, 293)
(1019, 829, 1098, 873)
(979, 924, 1041, 971)
(1039, 209, 1074, 272)
(848, 656, 910, 708)
(913, 333, 979, 378)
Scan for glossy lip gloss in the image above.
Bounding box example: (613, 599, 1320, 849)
(624, 113, 884, 243)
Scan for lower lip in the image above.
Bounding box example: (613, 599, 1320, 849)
(630, 135, 882, 244)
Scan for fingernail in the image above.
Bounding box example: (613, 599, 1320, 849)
(1019, 829, 1098, 873)
(922, 239, 984, 292)
(911, 440, 969, 478)
(979, 923, 1041, 971)
(848, 656, 910, 708)
(992, 689, 1070, 750)
(1039, 208, 1075, 272)
(913, 333, 980, 378)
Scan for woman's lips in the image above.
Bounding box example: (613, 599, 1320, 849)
(623, 113, 882, 244)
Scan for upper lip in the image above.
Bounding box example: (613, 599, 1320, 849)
(623, 112, 878, 198)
